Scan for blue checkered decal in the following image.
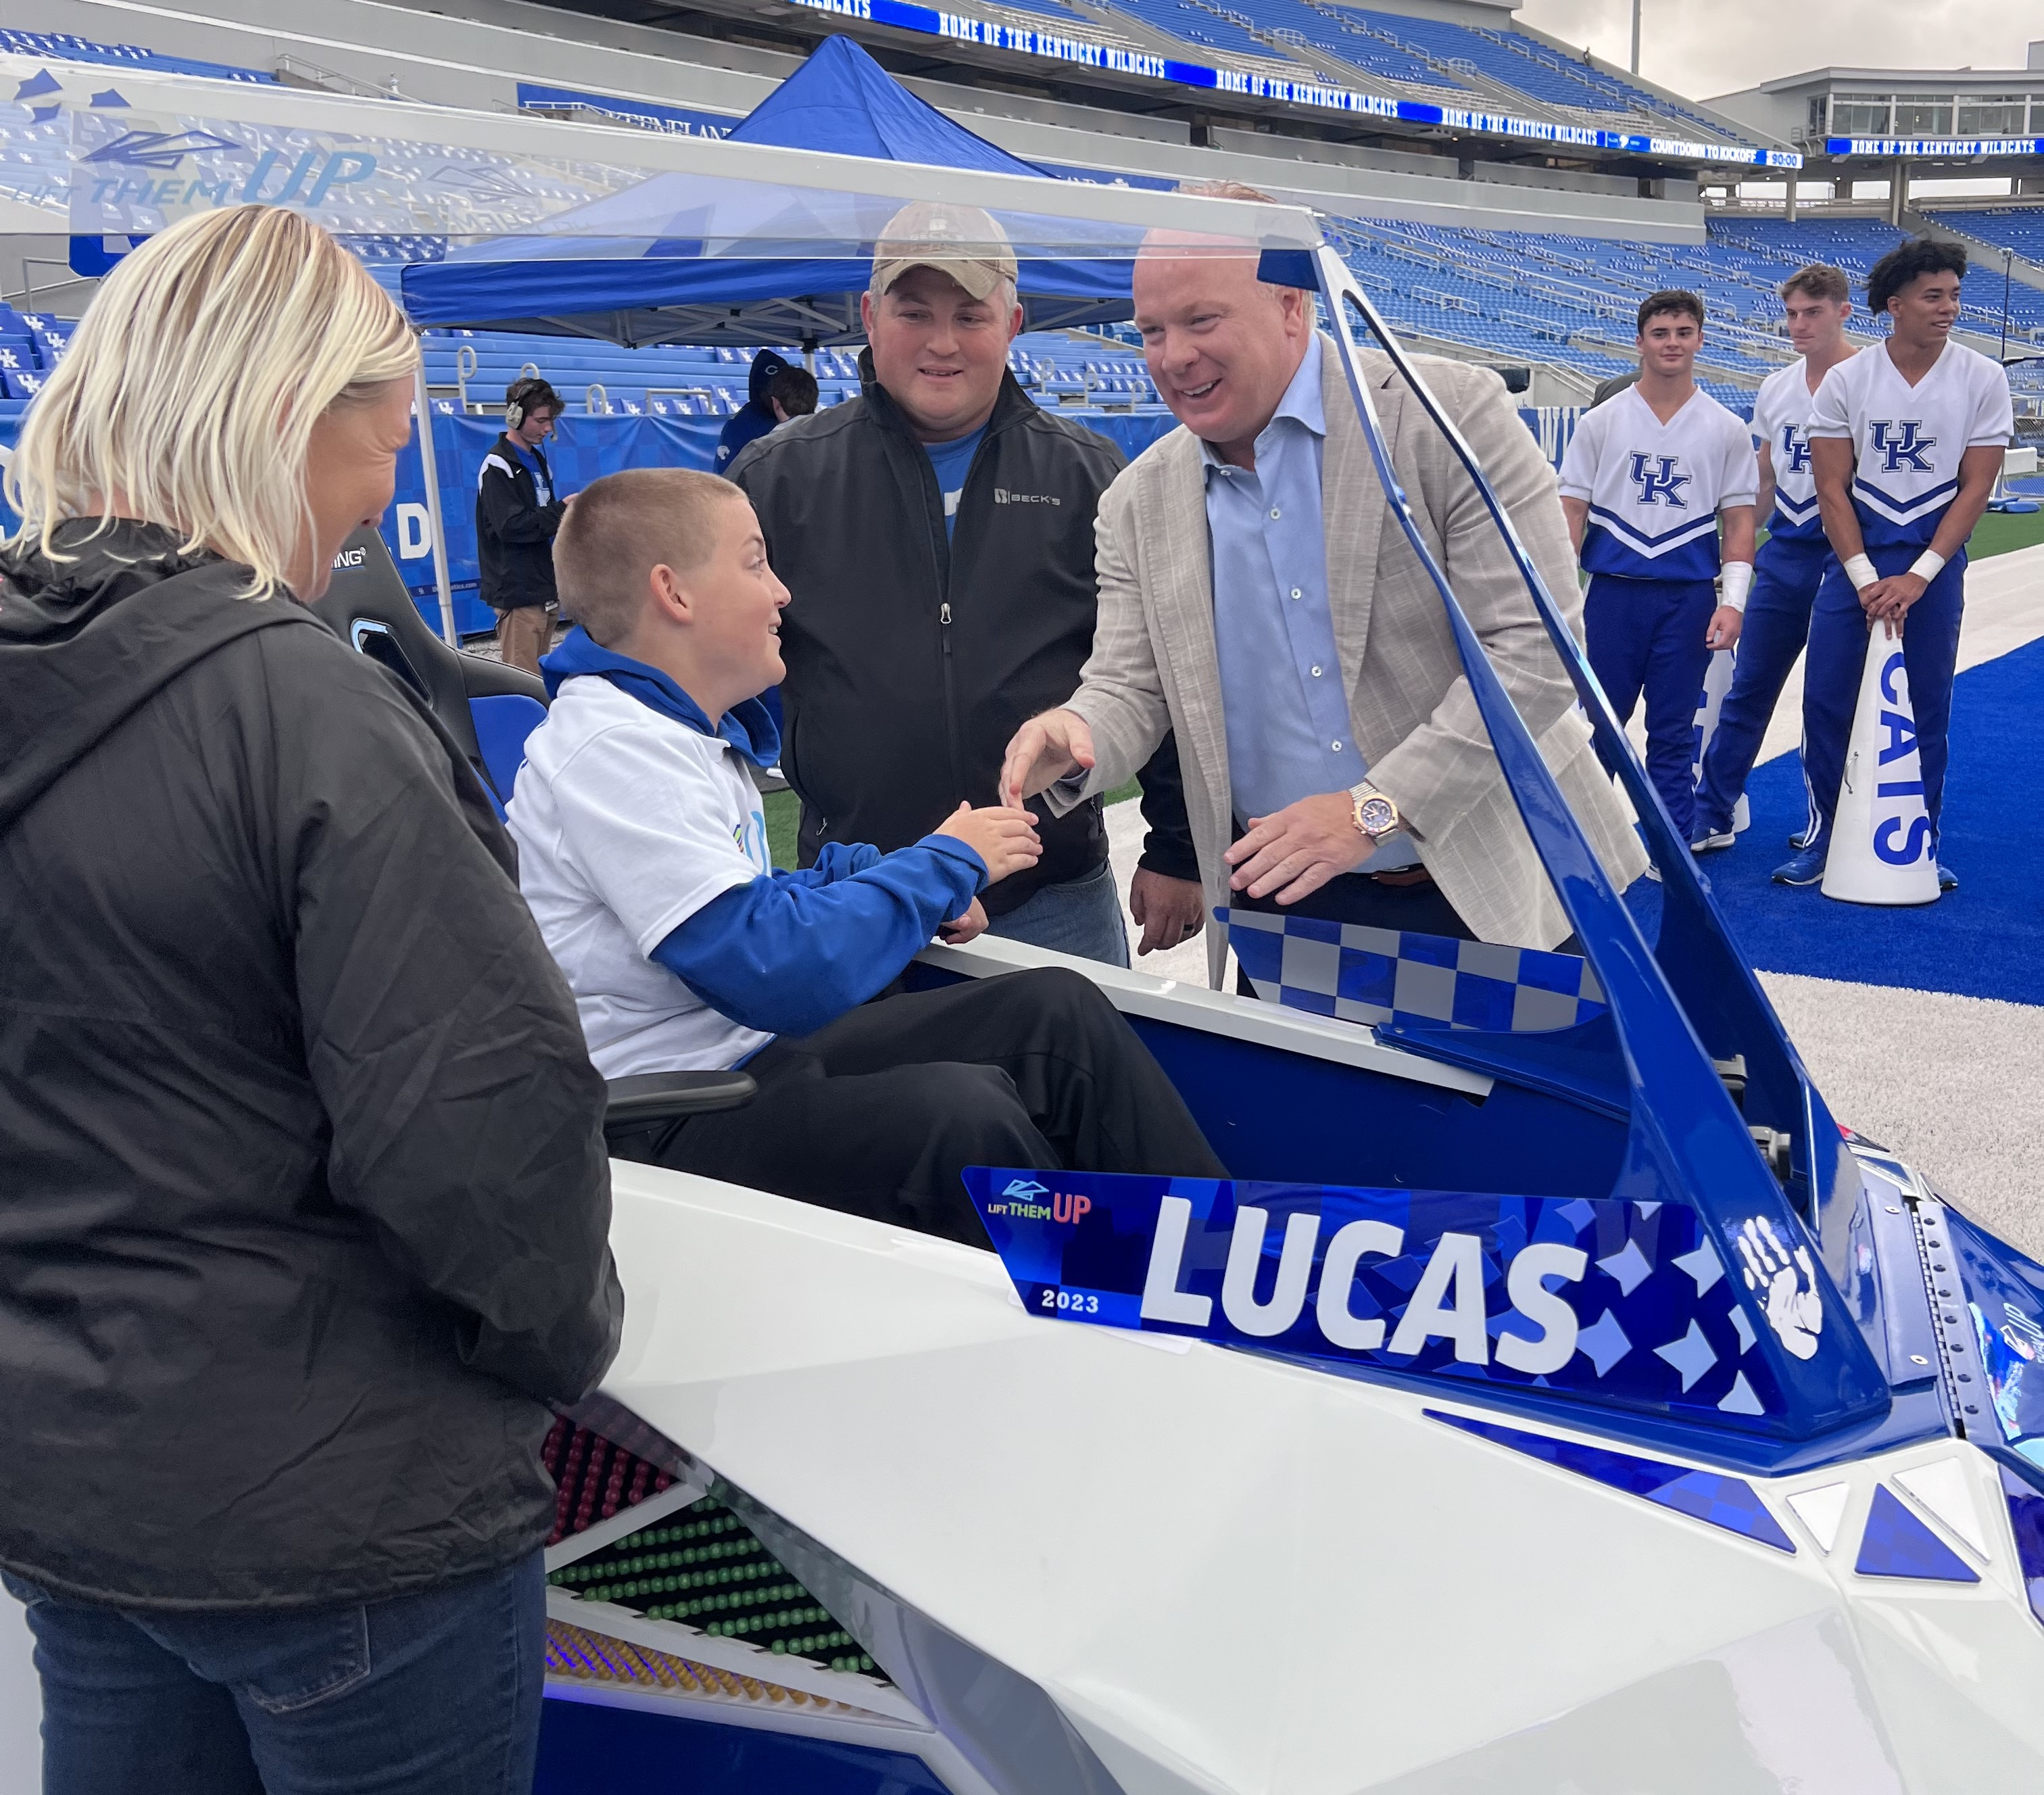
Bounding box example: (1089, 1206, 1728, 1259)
(1219, 908, 1605, 1032)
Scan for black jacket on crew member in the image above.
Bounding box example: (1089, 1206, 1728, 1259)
(0, 520, 621, 1610)
(729, 361, 1195, 915)
(477, 431, 565, 611)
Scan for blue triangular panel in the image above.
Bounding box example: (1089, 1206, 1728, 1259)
(1427, 1410, 1794, 1553)
(1999, 1466, 2044, 1626)
(1855, 1484, 1978, 1583)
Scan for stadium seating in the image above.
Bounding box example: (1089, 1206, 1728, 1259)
(1924, 208, 2044, 268)
(1313, 212, 2044, 414)
(0, 28, 272, 84)
(1319, 7, 1734, 140)
(1167, 0, 1467, 95)
(1711, 216, 2044, 343)
(418, 330, 1167, 421)
(1092, 0, 1317, 75)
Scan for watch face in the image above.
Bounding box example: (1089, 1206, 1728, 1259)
(1357, 796, 1397, 837)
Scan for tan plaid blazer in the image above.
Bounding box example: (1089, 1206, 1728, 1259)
(1052, 334, 1648, 988)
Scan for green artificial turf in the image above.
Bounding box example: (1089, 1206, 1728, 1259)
(763, 788, 799, 869)
(1968, 506, 2044, 560)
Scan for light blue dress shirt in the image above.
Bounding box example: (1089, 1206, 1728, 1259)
(1203, 332, 1367, 824)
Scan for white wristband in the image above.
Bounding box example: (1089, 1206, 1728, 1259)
(1718, 561, 1753, 614)
(1909, 549, 1947, 583)
(1843, 554, 1879, 593)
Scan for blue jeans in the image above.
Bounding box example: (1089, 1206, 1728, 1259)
(987, 861, 1130, 967)
(4, 1552, 545, 1795)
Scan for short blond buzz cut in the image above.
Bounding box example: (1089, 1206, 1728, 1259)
(553, 467, 749, 647)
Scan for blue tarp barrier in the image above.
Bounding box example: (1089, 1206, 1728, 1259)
(0, 404, 1173, 638)
(400, 407, 1175, 634)
(393, 413, 725, 635)
(0, 408, 723, 638)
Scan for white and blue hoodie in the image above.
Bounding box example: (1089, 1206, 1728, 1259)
(507, 628, 987, 1077)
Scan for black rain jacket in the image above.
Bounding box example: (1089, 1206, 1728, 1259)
(477, 432, 564, 611)
(729, 364, 1196, 913)
(0, 521, 622, 1610)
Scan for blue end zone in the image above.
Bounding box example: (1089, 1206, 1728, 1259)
(537, 1692, 953, 1794)
(1700, 637, 2044, 1004)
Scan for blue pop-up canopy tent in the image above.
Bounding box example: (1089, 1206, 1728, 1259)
(393, 37, 1139, 345)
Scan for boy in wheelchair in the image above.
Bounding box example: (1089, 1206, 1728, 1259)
(508, 469, 1223, 1244)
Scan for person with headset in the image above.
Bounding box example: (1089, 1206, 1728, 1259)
(478, 376, 569, 676)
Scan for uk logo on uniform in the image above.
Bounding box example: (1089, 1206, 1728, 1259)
(1626, 452, 1690, 507)
(1779, 425, 1812, 475)
(1870, 421, 1937, 473)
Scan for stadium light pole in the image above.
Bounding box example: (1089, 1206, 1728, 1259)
(1630, 0, 1641, 74)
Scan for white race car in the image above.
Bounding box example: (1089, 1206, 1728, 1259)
(316, 226, 2044, 1795)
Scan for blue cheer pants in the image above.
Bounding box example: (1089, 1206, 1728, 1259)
(1799, 546, 1965, 856)
(1584, 573, 1718, 839)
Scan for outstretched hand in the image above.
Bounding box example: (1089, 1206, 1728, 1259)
(999, 709, 1095, 808)
(933, 802, 1041, 884)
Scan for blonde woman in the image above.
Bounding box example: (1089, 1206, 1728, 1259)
(0, 206, 620, 1793)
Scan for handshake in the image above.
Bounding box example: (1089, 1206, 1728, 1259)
(929, 796, 1041, 947)
(926, 709, 1202, 957)
(931, 704, 1098, 897)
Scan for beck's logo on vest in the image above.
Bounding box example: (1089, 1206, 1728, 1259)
(1626, 452, 1690, 507)
(1870, 421, 1937, 473)
(1779, 424, 1812, 475)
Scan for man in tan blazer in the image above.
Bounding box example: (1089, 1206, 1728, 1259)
(1000, 224, 1647, 990)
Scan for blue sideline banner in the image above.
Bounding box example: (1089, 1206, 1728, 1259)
(0, 407, 722, 636)
(387, 412, 725, 636)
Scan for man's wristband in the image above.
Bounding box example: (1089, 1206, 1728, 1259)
(1719, 561, 1753, 615)
(1843, 553, 1879, 593)
(1909, 549, 1947, 583)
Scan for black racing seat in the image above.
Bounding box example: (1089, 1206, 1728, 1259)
(310, 526, 754, 1130)
(309, 526, 548, 817)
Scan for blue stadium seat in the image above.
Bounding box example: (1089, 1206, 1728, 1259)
(0, 26, 274, 84)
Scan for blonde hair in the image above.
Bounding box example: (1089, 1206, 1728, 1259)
(6, 204, 418, 598)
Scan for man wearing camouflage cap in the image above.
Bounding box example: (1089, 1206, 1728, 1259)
(729, 199, 1199, 965)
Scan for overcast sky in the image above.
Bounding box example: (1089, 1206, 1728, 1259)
(1511, 0, 2043, 101)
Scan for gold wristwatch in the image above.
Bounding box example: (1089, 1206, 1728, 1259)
(1349, 780, 1400, 842)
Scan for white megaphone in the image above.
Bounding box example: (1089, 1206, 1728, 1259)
(1821, 627, 1940, 905)
(1690, 645, 1750, 834)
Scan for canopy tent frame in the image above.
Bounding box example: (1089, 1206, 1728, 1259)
(45, 64, 1847, 1289)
